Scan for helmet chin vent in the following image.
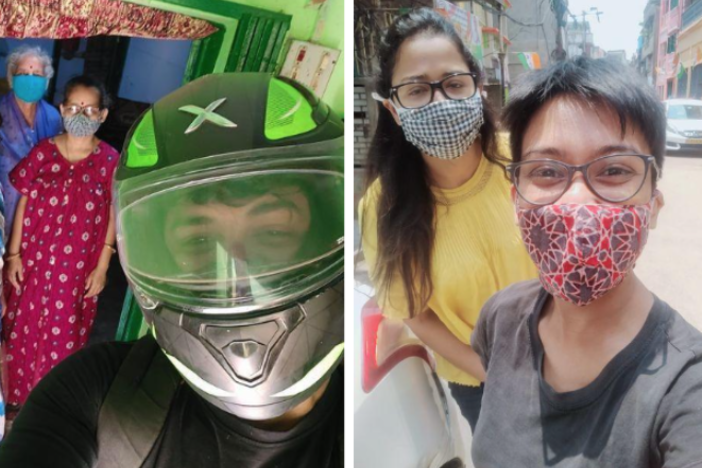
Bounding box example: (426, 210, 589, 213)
(227, 340, 267, 381)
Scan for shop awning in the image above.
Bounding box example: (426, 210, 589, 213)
(0, 0, 217, 39)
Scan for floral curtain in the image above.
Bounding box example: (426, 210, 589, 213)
(0, 0, 217, 39)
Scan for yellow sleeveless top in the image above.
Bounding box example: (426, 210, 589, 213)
(359, 155, 538, 386)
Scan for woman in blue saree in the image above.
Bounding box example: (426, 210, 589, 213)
(0, 45, 60, 437)
(0, 192, 5, 440)
(0, 45, 62, 231)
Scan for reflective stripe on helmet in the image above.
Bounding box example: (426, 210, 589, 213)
(271, 342, 344, 398)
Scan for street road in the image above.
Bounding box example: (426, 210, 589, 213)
(636, 153, 702, 331)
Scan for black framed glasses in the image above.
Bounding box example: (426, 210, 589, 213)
(507, 154, 660, 206)
(390, 72, 478, 109)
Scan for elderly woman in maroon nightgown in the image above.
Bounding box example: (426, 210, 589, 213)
(2, 76, 119, 412)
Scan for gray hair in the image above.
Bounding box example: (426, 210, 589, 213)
(6, 45, 54, 81)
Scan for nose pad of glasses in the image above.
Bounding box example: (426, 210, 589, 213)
(556, 175, 602, 205)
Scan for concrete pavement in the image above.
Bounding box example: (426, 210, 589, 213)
(636, 153, 702, 331)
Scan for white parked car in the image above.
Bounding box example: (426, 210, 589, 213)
(353, 279, 467, 468)
(665, 99, 702, 152)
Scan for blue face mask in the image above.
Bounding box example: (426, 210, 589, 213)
(12, 74, 48, 103)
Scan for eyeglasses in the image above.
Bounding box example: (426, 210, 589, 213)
(390, 72, 478, 109)
(63, 104, 102, 120)
(507, 154, 660, 206)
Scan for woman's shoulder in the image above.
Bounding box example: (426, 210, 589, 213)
(0, 92, 12, 115)
(496, 132, 512, 160)
(472, 280, 542, 362)
(363, 177, 381, 198)
(358, 178, 381, 217)
(97, 140, 120, 160)
(661, 301, 702, 357)
(35, 137, 58, 151)
(480, 279, 543, 327)
(652, 303, 702, 463)
(40, 99, 61, 116)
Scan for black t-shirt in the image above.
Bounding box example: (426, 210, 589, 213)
(470, 280, 702, 468)
(0, 339, 343, 468)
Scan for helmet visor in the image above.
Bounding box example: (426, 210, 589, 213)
(119, 168, 343, 309)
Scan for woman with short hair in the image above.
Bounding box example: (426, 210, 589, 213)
(0, 45, 62, 231)
(471, 57, 702, 467)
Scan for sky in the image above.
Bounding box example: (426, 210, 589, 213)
(566, 0, 650, 60)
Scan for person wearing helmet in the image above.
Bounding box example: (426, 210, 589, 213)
(0, 73, 344, 468)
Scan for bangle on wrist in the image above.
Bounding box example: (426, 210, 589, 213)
(6, 252, 20, 260)
(103, 244, 117, 255)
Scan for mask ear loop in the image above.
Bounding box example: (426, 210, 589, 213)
(371, 92, 406, 114)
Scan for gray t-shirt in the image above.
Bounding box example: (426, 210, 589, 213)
(471, 280, 702, 468)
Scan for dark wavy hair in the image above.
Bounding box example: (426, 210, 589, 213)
(363, 8, 506, 318)
(502, 56, 666, 170)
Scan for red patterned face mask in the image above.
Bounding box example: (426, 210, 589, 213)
(517, 202, 654, 306)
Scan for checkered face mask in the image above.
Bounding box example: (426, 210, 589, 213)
(63, 114, 102, 138)
(395, 94, 484, 160)
(517, 202, 654, 307)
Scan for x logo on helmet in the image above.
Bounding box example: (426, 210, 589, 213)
(179, 98, 238, 134)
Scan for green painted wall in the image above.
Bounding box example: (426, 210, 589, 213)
(227, 0, 318, 43)
(310, 0, 344, 118)
(129, 0, 344, 116)
(222, 0, 344, 117)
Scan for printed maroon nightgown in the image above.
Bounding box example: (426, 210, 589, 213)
(2, 137, 119, 406)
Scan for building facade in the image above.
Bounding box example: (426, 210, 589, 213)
(635, 0, 660, 86)
(605, 50, 628, 65)
(656, 0, 683, 98)
(652, 0, 702, 100)
(565, 19, 595, 58)
(676, 0, 702, 99)
(505, 0, 564, 84)
(634, 0, 661, 86)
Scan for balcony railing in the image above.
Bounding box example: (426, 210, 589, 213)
(683, 0, 702, 30)
(661, 6, 681, 37)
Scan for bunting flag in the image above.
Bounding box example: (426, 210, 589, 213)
(678, 61, 686, 80)
(517, 52, 542, 71)
(434, 0, 484, 62)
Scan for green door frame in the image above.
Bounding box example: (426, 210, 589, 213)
(115, 0, 292, 341)
(125, 0, 291, 79)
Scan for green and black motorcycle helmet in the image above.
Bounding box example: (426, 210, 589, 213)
(114, 73, 344, 421)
